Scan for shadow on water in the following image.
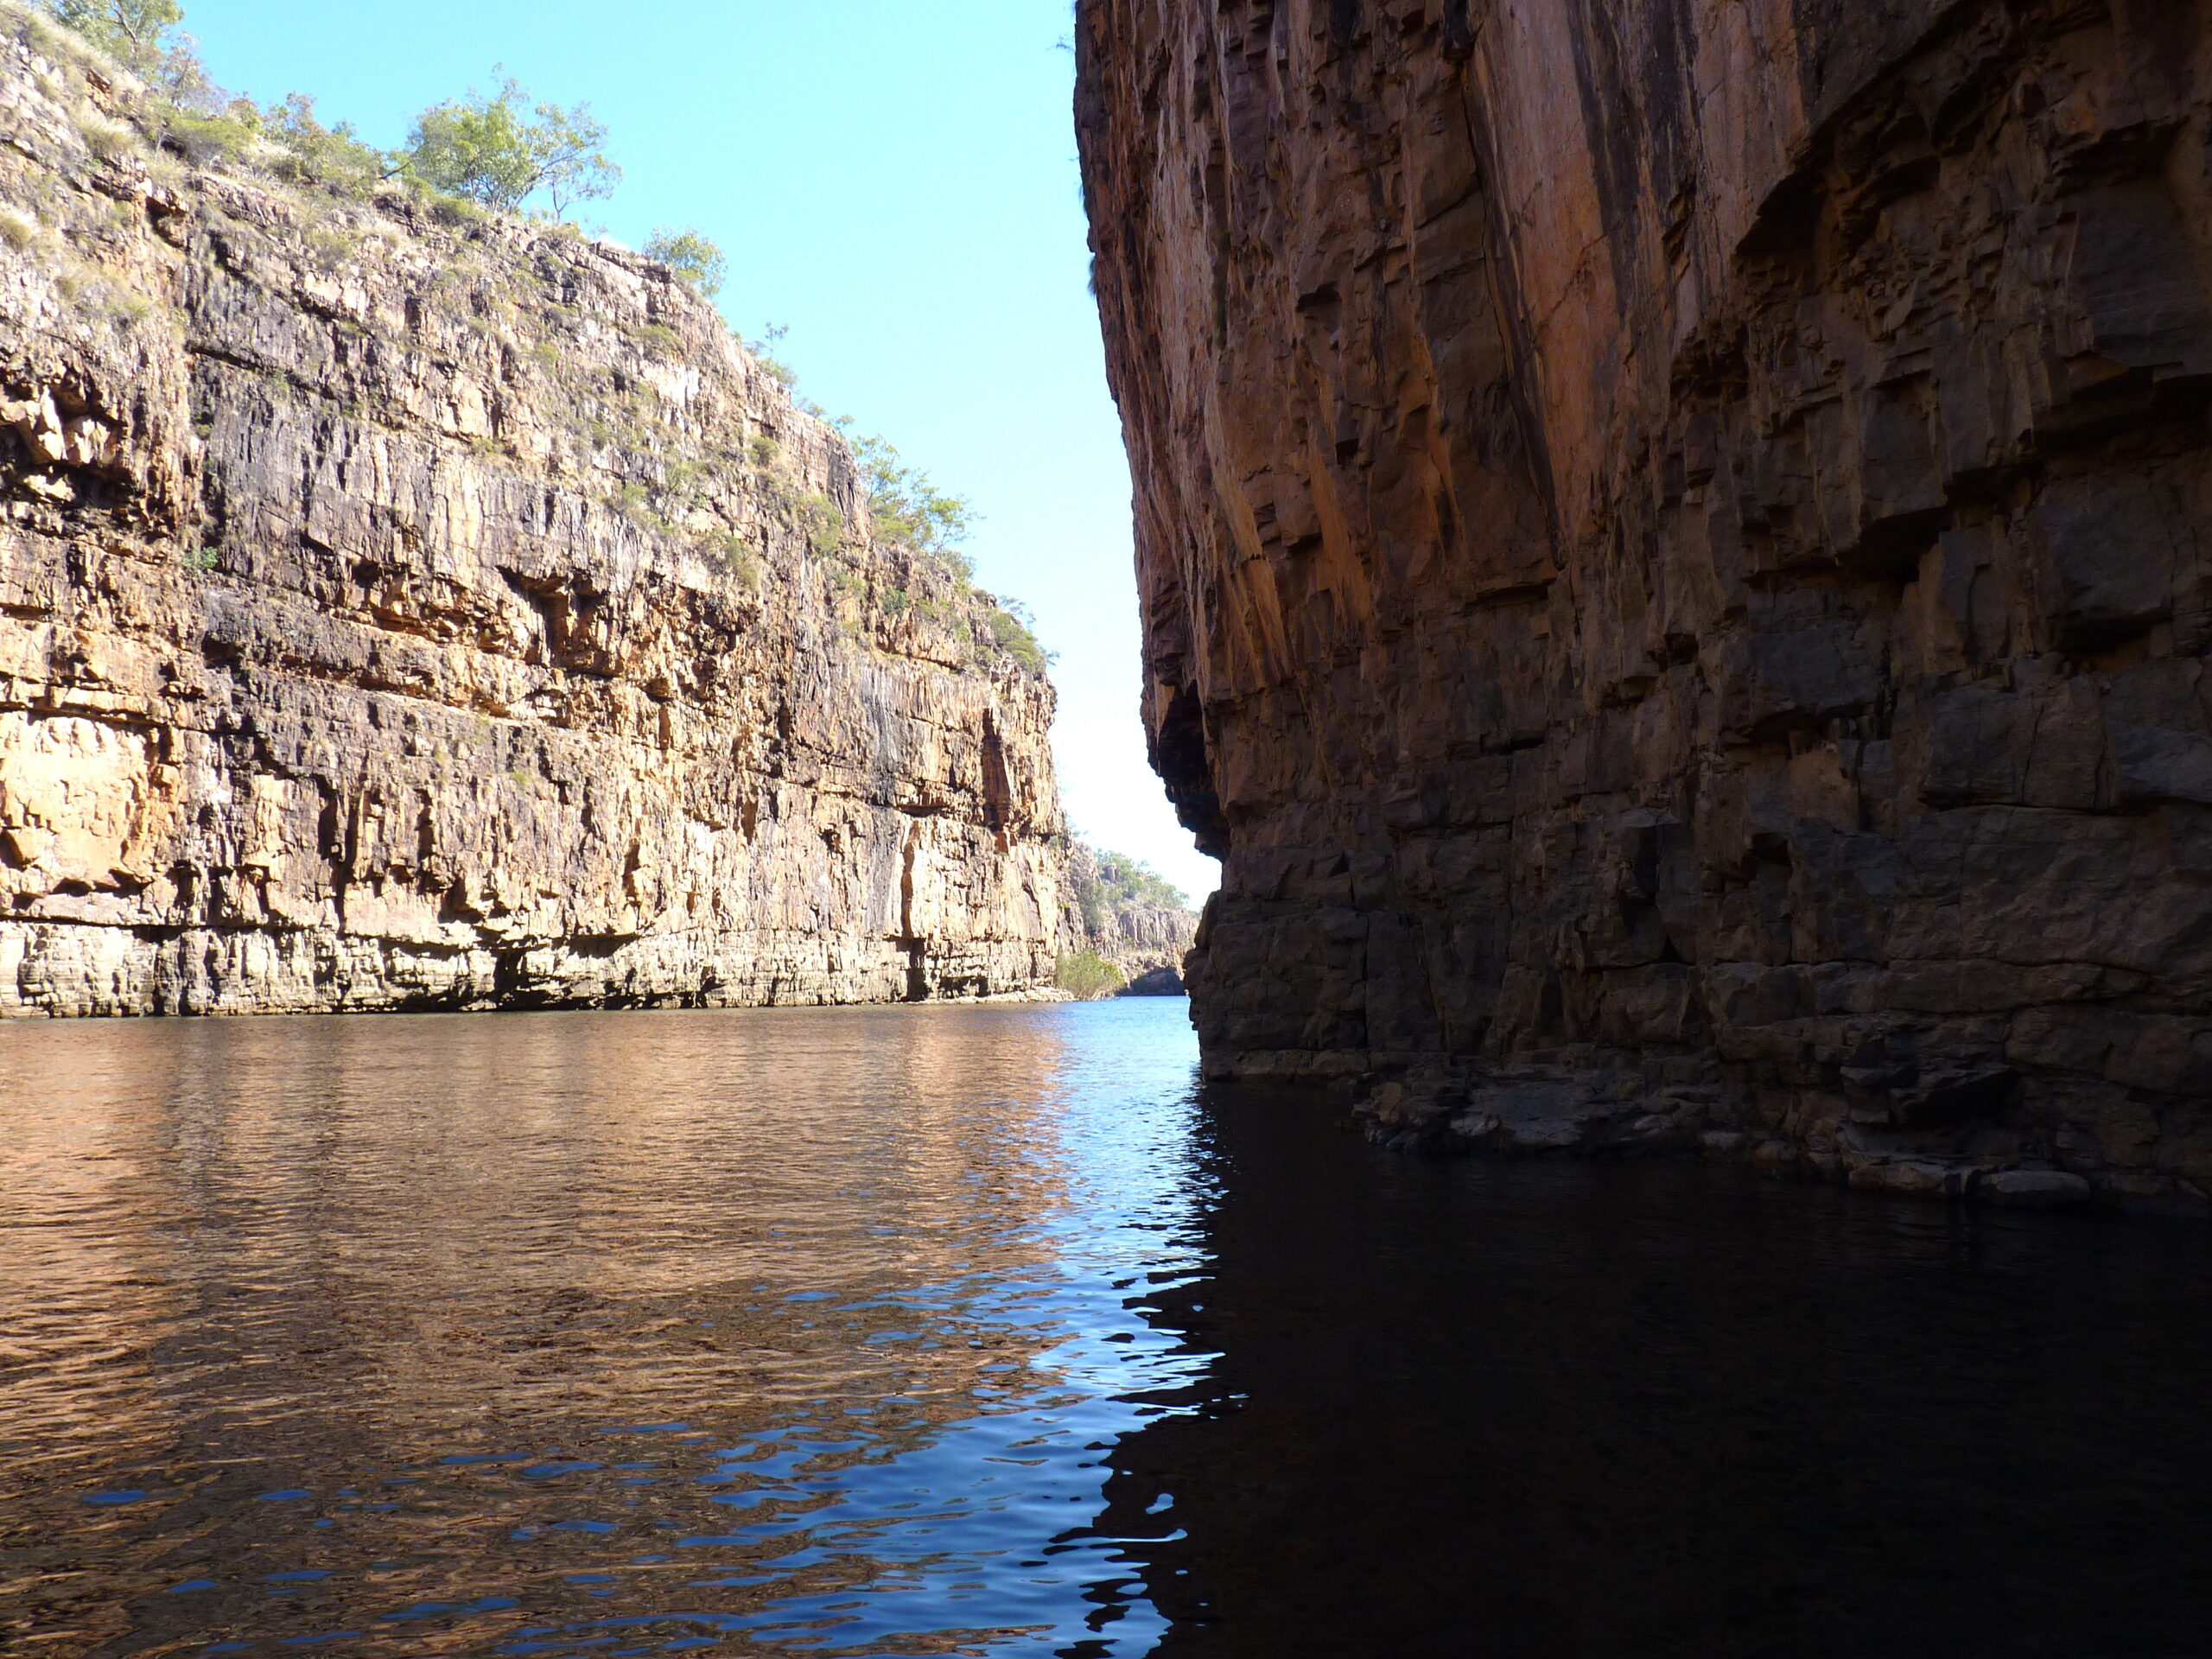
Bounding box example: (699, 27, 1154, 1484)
(1, 999, 2209, 1657)
(1112, 1084, 2212, 1657)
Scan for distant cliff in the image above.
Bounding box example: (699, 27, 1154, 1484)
(1061, 839, 1197, 992)
(0, 13, 1068, 1015)
(1079, 0, 2212, 1209)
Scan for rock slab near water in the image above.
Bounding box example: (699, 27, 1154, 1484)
(0, 22, 1070, 1014)
(1077, 0, 2212, 1208)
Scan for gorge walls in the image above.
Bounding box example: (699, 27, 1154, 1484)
(1077, 0, 2212, 1206)
(0, 19, 1067, 1015)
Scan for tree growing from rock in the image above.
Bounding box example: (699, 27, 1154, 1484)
(41, 0, 207, 97)
(260, 93, 386, 190)
(404, 77, 620, 217)
(847, 432, 976, 565)
(645, 228, 727, 298)
(48, 0, 179, 56)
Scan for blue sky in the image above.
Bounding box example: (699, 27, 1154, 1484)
(171, 0, 1217, 904)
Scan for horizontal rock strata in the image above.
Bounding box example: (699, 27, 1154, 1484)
(1077, 0, 2212, 1207)
(0, 21, 1067, 1015)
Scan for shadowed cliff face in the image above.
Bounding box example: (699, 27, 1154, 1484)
(1077, 0, 2212, 1207)
(0, 21, 1068, 1014)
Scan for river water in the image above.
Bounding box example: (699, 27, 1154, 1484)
(2, 997, 2209, 1657)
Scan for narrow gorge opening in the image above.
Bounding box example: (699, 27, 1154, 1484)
(3, 3, 2209, 1656)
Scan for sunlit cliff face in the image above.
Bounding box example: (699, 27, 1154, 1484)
(0, 20, 1067, 1018)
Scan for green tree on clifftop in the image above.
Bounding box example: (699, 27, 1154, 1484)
(41, 0, 207, 95)
(847, 432, 976, 563)
(645, 228, 728, 297)
(404, 77, 620, 217)
(48, 0, 178, 56)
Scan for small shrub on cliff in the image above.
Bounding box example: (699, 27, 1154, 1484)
(702, 531, 761, 590)
(428, 192, 487, 230)
(739, 341, 798, 388)
(988, 604, 1050, 674)
(798, 491, 845, 558)
(305, 223, 358, 270)
(261, 93, 388, 193)
(611, 480, 659, 525)
(95, 282, 157, 326)
(847, 430, 975, 570)
(156, 100, 256, 164)
(645, 227, 726, 298)
(75, 105, 138, 157)
(1055, 950, 1128, 1001)
(730, 323, 808, 391)
(404, 77, 620, 217)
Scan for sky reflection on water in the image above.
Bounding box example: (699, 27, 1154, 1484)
(0, 999, 1214, 1658)
(7, 999, 2212, 1658)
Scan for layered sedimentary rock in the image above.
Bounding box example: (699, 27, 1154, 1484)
(0, 20, 1066, 1015)
(1078, 0, 2212, 1205)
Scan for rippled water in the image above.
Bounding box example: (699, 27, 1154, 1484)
(3, 998, 2210, 1657)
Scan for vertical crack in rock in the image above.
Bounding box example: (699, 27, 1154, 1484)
(1078, 0, 2212, 1209)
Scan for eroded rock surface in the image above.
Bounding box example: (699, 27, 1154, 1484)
(1077, 0, 2212, 1206)
(0, 25, 1067, 1014)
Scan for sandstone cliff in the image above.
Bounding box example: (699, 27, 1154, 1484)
(1060, 838, 1198, 987)
(0, 15, 1068, 1015)
(1078, 0, 2212, 1207)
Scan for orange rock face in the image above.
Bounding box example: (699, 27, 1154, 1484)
(0, 24, 1069, 1015)
(1077, 0, 2212, 1205)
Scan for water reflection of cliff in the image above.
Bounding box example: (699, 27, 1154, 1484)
(1100, 1086, 2212, 1658)
(0, 1005, 1195, 1657)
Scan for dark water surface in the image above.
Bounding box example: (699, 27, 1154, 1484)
(3, 999, 2209, 1658)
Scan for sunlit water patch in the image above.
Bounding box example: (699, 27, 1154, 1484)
(0, 1000, 1214, 1658)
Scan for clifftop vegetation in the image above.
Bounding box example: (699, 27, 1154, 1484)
(1070, 842, 1190, 931)
(12, 0, 1047, 676)
(404, 77, 619, 216)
